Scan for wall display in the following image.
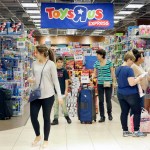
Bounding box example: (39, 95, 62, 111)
(0, 36, 34, 116)
(41, 3, 114, 29)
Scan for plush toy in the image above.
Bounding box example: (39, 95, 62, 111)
(146, 25, 150, 35)
(136, 39, 146, 48)
(139, 25, 147, 35)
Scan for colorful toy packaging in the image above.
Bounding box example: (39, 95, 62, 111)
(0, 22, 7, 35)
(139, 25, 147, 36)
(7, 22, 24, 35)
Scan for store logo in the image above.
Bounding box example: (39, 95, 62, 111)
(45, 5, 109, 27)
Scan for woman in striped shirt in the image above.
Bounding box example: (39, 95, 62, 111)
(93, 49, 116, 123)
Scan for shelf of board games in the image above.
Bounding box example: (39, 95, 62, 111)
(0, 35, 35, 116)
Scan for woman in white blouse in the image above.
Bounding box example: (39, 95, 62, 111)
(28, 45, 62, 148)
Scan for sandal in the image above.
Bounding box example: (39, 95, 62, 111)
(42, 142, 48, 149)
(32, 139, 41, 146)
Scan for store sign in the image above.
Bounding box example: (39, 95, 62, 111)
(41, 3, 114, 29)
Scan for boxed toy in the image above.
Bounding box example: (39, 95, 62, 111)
(0, 22, 7, 35)
(7, 22, 24, 35)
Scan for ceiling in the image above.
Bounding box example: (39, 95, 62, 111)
(0, 0, 150, 36)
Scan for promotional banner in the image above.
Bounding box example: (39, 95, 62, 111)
(41, 3, 114, 29)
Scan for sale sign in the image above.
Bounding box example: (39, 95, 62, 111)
(41, 3, 114, 29)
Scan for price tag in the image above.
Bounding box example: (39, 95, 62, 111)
(74, 55, 83, 61)
(92, 50, 97, 56)
(17, 41, 25, 48)
(81, 76, 90, 84)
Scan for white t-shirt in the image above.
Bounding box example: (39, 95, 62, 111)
(131, 63, 148, 91)
(32, 60, 62, 99)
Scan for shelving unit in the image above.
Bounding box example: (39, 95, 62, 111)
(0, 36, 34, 116)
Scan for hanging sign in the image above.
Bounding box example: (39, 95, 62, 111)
(81, 70, 90, 84)
(41, 3, 114, 29)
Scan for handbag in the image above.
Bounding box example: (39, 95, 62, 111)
(104, 81, 111, 87)
(29, 60, 48, 102)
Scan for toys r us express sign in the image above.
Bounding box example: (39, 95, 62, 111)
(41, 3, 114, 29)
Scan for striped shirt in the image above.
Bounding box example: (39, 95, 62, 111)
(94, 60, 113, 84)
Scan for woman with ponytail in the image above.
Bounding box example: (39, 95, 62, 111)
(27, 45, 62, 149)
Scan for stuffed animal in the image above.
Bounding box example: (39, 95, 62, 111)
(139, 25, 147, 35)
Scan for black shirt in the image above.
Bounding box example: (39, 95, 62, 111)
(57, 68, 69, 95)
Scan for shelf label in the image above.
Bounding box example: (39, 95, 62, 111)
(74, 55, 83, 61)
(81, 75, 90, 83)
(17, 41, 25, 48)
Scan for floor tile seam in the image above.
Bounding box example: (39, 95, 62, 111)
(11, 124, 28, 150)
(85, 124, 96, 150)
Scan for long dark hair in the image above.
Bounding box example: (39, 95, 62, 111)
(132, 49, 142, 62)
(36, 45, 55, 62)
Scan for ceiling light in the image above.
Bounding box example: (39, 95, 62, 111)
(125, 4, 144, 9)
(94, 30, 103, 33)
(21, 3, 38, 8)
(30, 16, 41, 19)
(35, 24, 40, 26)
(114, 20, 119, 24)
(33, 20, 41, 23)
(118, 11, 134, 15)
(26, 10, 40, 14)
(114, 16, 125, 19)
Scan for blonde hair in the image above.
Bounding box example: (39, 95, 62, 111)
(124, 51, 135, 62)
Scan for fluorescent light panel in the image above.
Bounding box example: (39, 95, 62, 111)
(30, 16, 41, 19)
(26, 10, 40, 14)
(35, 24, 40, 26)
(94, 30, 103, 32)
(118, 11, 134, 15)
(33, 20, 41, 23)
(114, 20, 119, 23)
(114, 16, 125, 19)
(125, 4, 144, 9)
(21, 3, 38, 8)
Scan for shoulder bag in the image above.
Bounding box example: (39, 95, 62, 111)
(29, 60, 48, 102)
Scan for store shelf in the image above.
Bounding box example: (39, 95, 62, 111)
(12, 96, 22, 98)
(0, 81, 21, 84)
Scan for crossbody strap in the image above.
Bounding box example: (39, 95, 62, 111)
(38, 60, 48, 87)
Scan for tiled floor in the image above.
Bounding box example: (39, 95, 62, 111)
(0, 101, 150, 150)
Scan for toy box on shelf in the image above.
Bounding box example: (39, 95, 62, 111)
(0, 34, 34, 116)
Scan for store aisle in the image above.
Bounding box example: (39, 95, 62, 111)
(0, 101, 150, 150)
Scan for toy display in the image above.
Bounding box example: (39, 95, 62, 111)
(0, 36, 34, 116)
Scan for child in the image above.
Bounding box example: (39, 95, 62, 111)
(51, 56, 72, 125)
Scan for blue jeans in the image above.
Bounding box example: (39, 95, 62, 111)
(117, 93, 141, 131)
